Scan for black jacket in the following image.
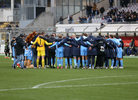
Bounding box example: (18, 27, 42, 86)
(92, 38, 107, 55)
(100, 7, 105, 14)
(11, 40, 15, 47)
(15, 37, 25, 55)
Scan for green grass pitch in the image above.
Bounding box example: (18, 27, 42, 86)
(0, 55, 138, 100)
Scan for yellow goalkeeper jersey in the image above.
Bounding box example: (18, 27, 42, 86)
(33, 37, 52, 51)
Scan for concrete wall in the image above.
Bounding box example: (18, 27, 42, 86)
(19, 20, 33, 28)
(96, 0, 110, 10)
(28, 12, 54, 27)
(0, 8, 13, 22)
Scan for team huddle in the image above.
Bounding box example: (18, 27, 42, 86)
(11, 32, 124, 69)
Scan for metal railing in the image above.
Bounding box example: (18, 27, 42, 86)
(57, 20, 138, 24)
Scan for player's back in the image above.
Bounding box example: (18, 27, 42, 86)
(35, 37, 45, 51)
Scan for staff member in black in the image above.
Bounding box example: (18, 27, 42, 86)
(90, 36, 107, 69)
(12, 34, 25, 69)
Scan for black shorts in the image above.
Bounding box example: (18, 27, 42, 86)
(4, 49, 9, 52)
(48, 50, 55, 58)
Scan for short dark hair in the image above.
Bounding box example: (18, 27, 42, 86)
(37, 33, 41, 35)
(113, 35, 117, 38)
(20, 34, 24, 37)
(41, 32, 45, 35)
(52, 33, 56, 36)
(82, 33, 87, 36)
(109, 34, 113, 38)
(105, 35, 109, 38)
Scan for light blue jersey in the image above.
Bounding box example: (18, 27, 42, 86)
(24, 49, 29, 57)
(80, 36, 88, 56)
(50, 41, 64, 57)
(112, 38, 122, 58)
(27, 45, 33, 60)
(12, 43, 16, 57)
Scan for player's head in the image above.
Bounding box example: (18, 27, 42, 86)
(41, 32, 45, 36)
(58, 34, 62, 38)
(82, 33, 87, 37)
(99, 35, 104, 38)
(109, 34, 113, 39)
(52, 33, 56, 37)
(105, 35, 109, 39)
(72, 34, 76, 38)
(13, 37, 16, 40)
(37, 33, 41, 36)
(45, 34, 49, 38)
(113, 35, 117, 38)
(20, 34, 24, 39)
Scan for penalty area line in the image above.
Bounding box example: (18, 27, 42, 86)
(32, 75, 136, 89)
(0, 82, 138, 92)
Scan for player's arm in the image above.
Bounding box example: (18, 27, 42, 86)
(71, 41, 78, 47)
(45, 41, 53, 45)
(32, 38, 38, 45)
(19, 39, 25, 46)
(92, 41, 98, 48)
(64, 43, 71, 47)
(55, 38, 63, 42)
(79, 40, 87, 47)
(107, 41, 114, 49)
(86, 41, 94, 46)
(39, 36, 49, 41)
(58, 38, 67, 47)
(28, 45, 32, 49)
(49, 42, 57, 48)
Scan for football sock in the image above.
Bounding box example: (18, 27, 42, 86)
(111, 59, 114, 67)
(82, 60, 85, 67)
(86, 60, 88, 66)
(5, 53, 7, 57)
(42, 59, 44, 67)
(8, 53, 10, 57)
(120, 60, 123, 67)
(37, 59, 39, 67)
(61, 59, 63, 66)
(51, 58, 53, 65)
(74, 59, 77, 65)
(115, 60, 119, 67)
(88, 56, 91, 66)
(54, 58, 56, 65)
(107, 59, 109, 67)
(78, 59, 80, 67)
(92, 56, 95, 66)
(65, 58, 67, 66)
(57, 59, 59, 66)
(104, 61, 107, 67)
(70, 58, 72, 65)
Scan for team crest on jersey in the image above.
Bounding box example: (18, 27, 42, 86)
(99, 41, 103, 43)
(90, 39, 93, 41)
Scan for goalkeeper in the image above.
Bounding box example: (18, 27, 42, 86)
(32, 32, 53, 68)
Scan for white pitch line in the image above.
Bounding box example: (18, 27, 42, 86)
(32, 75, 135, 89)
(0, 82, 138, 92)
(43, 82, 138, 89)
